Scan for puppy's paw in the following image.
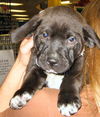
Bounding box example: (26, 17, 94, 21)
(9, 92, 32, 109)
(58, 96, 81, 116)
(58, 102, 81, 116)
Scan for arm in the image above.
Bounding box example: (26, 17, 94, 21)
(9, 50, 47, 109)
(58, 55, 84, 116)
(0, 37, 33, 112)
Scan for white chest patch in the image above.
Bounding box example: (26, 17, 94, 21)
(46, 73, 64, 89)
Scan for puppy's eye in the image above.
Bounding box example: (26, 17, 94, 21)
(67, 36, 76, 43)
(43, 32, 48, 38)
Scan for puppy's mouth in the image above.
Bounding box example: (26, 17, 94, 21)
(46, 69, 57, 74)
(36, 59, 57, 73)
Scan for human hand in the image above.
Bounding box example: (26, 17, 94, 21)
(16, 37, 34, 67)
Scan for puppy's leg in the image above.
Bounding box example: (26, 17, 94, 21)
(9, 58, 47, 109)
(58, 56, 84, 116)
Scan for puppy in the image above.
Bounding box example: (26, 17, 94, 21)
(9, 6, 100, 116)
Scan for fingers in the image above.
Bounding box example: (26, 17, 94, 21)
(20, 37, 34, 54)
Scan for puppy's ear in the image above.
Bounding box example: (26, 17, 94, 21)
(11, 14, 41, 43)
(83, 25, 100, 48)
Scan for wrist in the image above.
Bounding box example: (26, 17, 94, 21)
(14, 57, 27, 70)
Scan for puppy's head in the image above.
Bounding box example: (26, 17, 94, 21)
(11, 6, 100, 74)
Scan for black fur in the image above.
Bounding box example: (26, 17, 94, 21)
(9, 6, 100, 116)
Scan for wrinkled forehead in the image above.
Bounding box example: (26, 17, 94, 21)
(39, 9, 84, 34)
(39, 17, 83, 36)
(40, 6, 85, 25)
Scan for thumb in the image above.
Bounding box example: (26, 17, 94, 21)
(20, 37, 34, 54)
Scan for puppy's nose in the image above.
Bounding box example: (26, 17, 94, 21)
(47, 57, 58, 66)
